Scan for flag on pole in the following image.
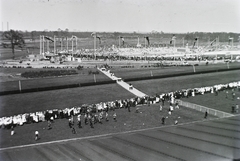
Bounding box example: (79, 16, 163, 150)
(71, 35, 77, 40)
(228, 37, 233, 45)
(145, 36, 150, 45)
(91, 32, 96, 37)
(170, 35, 176, 44)
(44, 36, 54, 42)
(193, 37, 198, 48)
(210, 38, 217, 46)
(96, 36, 101, 44)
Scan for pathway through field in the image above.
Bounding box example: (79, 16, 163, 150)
(98, 67, 147, 97)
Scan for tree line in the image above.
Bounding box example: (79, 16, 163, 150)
(1, 30, 240, 42)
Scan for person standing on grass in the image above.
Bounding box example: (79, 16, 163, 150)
(98, 112, 103, 124)
(161, 116, 165, 125)
(159, 104, 163, 111)
(232, 104, 235, 113)
(47, 120, 52, 130)
(35, 130, 39, 141)
(204, 111, 208, 119)
(72, 127, 76, 134)
(68, 118, 73, 128)
(11, 126, 15, 136)
(232, 91, 236, 100)
(77, 114, 82, 128)
(84, 113, 88, 125)
(226, 91, 228, 98)
(113, 112, 117, 122)
(236, 104, 239, 113)
(174, 120, 178, 125)
(105, 111, 109, 121)
(169, 103, 174, 113)
(89, 114, 94, 128)
(161, 98, 165, 106)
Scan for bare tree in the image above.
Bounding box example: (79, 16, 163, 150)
(2, 30, 25, 59)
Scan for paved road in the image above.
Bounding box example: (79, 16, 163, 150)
(1, 115, 240, 161)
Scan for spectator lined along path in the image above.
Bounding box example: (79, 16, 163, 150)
(98, 67, 147, 98)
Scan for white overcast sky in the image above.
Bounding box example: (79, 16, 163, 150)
(1, 0, 240, 33)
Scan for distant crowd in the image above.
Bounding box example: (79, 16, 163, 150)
(0, 81, 239, 130)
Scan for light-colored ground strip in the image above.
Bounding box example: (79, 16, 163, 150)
(97, 67, 120, 80)
(116, 80, 147, 97)
(98, 67, 147, 97)
(0, 115, 231, 152)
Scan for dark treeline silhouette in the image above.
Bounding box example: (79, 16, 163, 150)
(1, 31, 239, 43)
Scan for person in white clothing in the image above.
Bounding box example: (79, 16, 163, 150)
(35, 131, 39, 140)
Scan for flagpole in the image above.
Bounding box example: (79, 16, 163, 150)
(119, 36, 120, 48)
(183, 37, 184, 48)
(67, 38, 68, 53)
(43, 36, 44, 54)
(196, 38, 198, 48)
(46, 40, 48, 52)
(145, 37, 146, 48)
(76, 37, 77, 51)
(54, 36, 56, 54)
(40, 35, 42, 55)
(72, 36, 73, 54)
(94, 34, 96, 59)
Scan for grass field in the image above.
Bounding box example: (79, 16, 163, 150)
(0, 68, 111, 91)
(0, 101, 217, 148)
(0, 60, 239, 155)
(0, 70, 239, 117)
(181, 90, 240, 114)
(0, 62, 239, 92)
(131, 70, 240, 96)
(0, 84, 134, 117)
(111, 62, 240, 80)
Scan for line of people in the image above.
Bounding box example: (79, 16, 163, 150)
(1, 81, 239, 130)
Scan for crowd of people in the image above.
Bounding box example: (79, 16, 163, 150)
(0, 81, 239, 130)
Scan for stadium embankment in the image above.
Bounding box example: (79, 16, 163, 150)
(0, 67, 240, 96)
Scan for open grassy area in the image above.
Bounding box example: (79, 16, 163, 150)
(0, 70, 239, 117)
(0, 68, 111, 92)
(131, 70, 240, 96)
(111, 62, 240, 80)
(0, 101, 217, 148)
(0, 61, 239, 150)
(0, 84, 135, 117)
(0, 62, 239, 92)
(181, 89, 240, 114)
